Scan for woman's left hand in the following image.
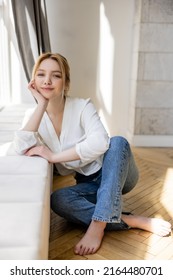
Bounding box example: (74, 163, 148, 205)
(25, 145, 55, 163)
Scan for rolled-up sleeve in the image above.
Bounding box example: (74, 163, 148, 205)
(75, 100, 110, 163)
(14, 130, 40, 154)
(13, 107, 43, 154)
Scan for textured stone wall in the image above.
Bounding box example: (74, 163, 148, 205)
(134, 0, 173, 137)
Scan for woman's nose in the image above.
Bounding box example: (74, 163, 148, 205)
(44, 76, 51, 84)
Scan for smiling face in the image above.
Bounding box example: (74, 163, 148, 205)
(34, 58, 64, 100)
(32, 52, 70, 99)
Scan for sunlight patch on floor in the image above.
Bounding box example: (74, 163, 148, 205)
(160, 168, 173, 216)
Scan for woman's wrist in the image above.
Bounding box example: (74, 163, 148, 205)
(51, 147, 80, 164)
(37, 100, 48, 110)
(51, 152, 61, 163)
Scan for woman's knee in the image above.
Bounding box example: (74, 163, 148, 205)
(110, 136, 129, 145)
(110, 136, 130, 153)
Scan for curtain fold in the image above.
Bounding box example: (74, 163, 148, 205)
(11, 0, 51, 82)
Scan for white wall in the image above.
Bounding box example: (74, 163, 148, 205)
(46, 0, 135, 138)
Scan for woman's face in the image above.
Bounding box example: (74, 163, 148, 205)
(34, 58, 64, 100)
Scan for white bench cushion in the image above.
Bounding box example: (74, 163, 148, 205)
(0, 155, 52, 260)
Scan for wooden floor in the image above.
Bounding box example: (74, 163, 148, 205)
(0, 105, 173, 260)
(49, 147, 173, 260)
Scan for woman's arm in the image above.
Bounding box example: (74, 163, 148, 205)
(75, 100, 110, 163)
(13, 80, 49, 154)
(22, 80, 48, 132)
(25, 145, 80, 163)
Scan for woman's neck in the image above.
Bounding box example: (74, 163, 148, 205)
(46, 95, 66, 116)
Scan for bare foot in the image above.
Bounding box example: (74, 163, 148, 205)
(122, 214, 172, 236)
(74, 220, 106, 255)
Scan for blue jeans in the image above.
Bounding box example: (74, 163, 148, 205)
(51, 136, 139, 231)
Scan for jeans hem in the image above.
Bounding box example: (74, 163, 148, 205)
(92, 217, 131, 230)
(92, 216, 121, 223)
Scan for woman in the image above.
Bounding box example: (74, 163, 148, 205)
(14, 52, 171, 256)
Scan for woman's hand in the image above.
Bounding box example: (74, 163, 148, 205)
(25, 145, 55, 163)
(28, 80, 48, 107)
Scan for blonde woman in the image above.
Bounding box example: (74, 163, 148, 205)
(14, 52, 171, 256)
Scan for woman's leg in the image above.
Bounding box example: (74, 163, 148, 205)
(51, 170, 101, 226)
(75, 136, 137, 255)
(51, 136, 138, 255)
(51, 137, 171, 255)
(122, 214, 171, 236)
(51, 137, 135, 227)
(51, 137, 132, 255)
(51, 173, 108, 256)
(74, 137, 171, 255)
(92, 136, 138, 223)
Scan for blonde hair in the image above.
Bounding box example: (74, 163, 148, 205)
(32, 52, 70, 96)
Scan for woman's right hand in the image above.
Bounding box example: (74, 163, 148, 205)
(25, 145, 56, 163)
(28, 80, 48, 107)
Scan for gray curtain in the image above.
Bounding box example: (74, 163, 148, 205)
(11, 0, 51, 82)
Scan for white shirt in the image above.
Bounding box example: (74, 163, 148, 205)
(14, 97, 110, 175)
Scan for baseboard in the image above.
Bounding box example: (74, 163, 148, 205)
(128, 134, 173, 147)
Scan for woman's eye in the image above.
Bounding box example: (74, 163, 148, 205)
(53, 74, 62, 78)
(37, 73, 44, 77)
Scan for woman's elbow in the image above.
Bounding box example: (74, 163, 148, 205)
(91, 134, 110, 155)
